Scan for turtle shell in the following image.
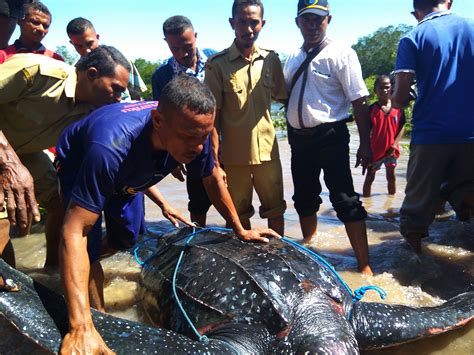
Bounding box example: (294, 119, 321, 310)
(141, 228, 353, 338)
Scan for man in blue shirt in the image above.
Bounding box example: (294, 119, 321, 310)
(152, 15, 219, 228)
(393, 0, 474, 253)
(57, 75, 278, 354)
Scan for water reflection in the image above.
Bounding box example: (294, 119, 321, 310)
(11, 126, 473, 353)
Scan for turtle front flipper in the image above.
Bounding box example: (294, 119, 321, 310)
(0, 260, 259, 354)
(350, 291, 474, 350)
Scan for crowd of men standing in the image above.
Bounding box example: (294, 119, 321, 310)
(0, 0, 472, 353)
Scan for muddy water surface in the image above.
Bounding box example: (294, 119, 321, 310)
(12, 126, 473, 354)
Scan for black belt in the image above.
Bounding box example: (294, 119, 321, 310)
(289, 118, 352, 137)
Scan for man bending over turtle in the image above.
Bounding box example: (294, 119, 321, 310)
(57, 75, 279, 353)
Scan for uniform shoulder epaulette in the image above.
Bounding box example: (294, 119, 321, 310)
(207, 48, 229, 62)
(260, 47, 278, 55)
(37, 61, 70, 80)
(259, 47, 280, 60)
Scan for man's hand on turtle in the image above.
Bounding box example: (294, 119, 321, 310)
(236, 228, 281, 243)
(161, 203, 193, 228)
(60, 326, 115, 355)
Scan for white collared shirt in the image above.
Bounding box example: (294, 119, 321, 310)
(284, 41, 369, 129)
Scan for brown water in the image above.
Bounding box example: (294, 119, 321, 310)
(11, 126, 473, 353)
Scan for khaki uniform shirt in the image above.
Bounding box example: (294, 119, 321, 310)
(205, 42, 287, 166)
(0, 53, 94, 154)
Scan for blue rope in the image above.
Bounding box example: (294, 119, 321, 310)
(353, 285, 387, 301)
(133, 237, 159, 266)
(281, 236, 386, 303)
(172, 227, 210, 344)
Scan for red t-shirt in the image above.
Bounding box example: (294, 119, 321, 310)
(369, 103, 405, 162)
(0, 43, 64, 64)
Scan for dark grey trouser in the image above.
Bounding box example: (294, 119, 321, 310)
(400, 143, 474, 237)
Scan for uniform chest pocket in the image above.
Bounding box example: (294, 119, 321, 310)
(223, 81, 246, 111)
(263, 74, 274, 89)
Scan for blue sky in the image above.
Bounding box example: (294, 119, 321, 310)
(12, 0, 474, 61)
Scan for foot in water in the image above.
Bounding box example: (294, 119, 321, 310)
(0, 274, 20, 292)
(359, 265, 374, 276)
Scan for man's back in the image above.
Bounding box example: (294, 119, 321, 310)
(0, 54, 93, 154)
(396, 12, 474, 144)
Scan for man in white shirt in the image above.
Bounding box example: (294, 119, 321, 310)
(284, 0, 373, 275)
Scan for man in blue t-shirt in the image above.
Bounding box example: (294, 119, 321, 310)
(392, 0, 474, 253)
(57, 75, 278, 354)
(152, 15, 219, 228)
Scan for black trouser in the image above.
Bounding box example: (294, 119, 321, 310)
(289, 122, 366, 222)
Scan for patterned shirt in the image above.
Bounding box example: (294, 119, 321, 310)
(169, 48, 215, 82)
(152, 48, 216, 100)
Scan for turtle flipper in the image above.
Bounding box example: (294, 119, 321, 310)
(350, 291, 474, 350)
(0, 260, 256, 354)
(283, 291, 360, 354)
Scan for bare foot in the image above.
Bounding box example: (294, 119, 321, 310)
(298, 238, 313, 246)
(359, 265, 373, 276)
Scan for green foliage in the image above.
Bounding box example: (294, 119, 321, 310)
(353, 24, 412, 79)
(55, 45, 79, 65)
(272, 110, 287, 131)
(133, 58, 163, 100)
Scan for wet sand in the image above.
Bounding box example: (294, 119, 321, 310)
(11, 125, 473, 353)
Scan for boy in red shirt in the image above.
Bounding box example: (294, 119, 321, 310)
(363, 75, 405, 197)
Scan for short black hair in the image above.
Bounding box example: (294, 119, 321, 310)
(231, 0, 264, 19)
(76, 45, 131, 77)
(163, 15, 194, 36)
(413, 0, 445, 11)
(160, 74, 216, 115)
(374, 74, 391, 91)
(24, 1, 51, 18)
(66, 17, 95, 36)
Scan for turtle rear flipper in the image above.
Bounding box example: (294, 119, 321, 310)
(350, 291, 474, 350)
(284, 291, 359, 354)
(206, 323, 274, 353)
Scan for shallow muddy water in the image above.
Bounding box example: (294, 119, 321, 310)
(11, 125, 473, 354)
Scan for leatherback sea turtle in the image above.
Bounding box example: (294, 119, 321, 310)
(0, 227, 472, 354)
(140, 227, 474, 353)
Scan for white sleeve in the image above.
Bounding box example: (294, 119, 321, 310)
(335, 47, 369, 102)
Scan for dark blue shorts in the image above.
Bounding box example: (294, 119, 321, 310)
(288, 121, 366, 222)
(186, 177, 211, 215)
(59, 172, 145, 264)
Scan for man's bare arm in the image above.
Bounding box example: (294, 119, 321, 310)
(145, 186, 193, 227)
(211, 110, 227, 186)
(0, 131, 40, 234)
(392, 72, 416, 109)
(352, 97, 373, 175)
(59, 203, 114, 354)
